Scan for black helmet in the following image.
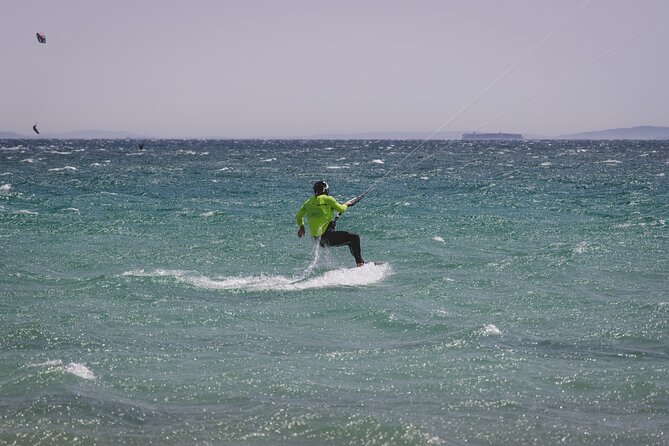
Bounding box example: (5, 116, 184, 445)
(313, 180, 329, 195)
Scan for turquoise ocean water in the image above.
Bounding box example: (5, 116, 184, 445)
(1, 139, 667, 445)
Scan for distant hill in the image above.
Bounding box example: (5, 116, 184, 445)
(0, 130, 146, 139)
(0, 131, 29, 139)
(53, 130, 146, 139)
(560, 126, 669, 140)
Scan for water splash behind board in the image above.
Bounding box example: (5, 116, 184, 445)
(124, 263, 391, 292)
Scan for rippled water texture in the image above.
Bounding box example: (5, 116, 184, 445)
(1, 139, 668, 445)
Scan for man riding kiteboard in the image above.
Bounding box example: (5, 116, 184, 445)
(296, 180, 365, 267)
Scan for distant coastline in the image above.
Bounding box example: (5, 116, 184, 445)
(558, 125, 669, 140)
(0, 130, 146, 140)
(1, 125, 668, 140)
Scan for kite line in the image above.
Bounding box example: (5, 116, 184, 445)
(343, 0, 600, 205)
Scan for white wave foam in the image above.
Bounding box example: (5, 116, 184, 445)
(48, 166, 78, 172)
(200, 210, 225, 218)
(64, 362, 96, 380)
(433, 236, 445, 243)
(124, 263, 391, 292)
(17, 210, 38, 215)
(573, 241, 589, 254)
(27, 360, 96, 380)
(482, 324, 501, 336)
(0, 183, 11, 193)
(371, 159, 384, 164)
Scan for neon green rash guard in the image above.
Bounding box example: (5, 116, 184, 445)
(296, 194, 348, 237)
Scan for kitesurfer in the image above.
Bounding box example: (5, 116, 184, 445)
(296, 180, 365, 267)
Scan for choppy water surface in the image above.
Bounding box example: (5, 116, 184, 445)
(1, 139, 667, 445)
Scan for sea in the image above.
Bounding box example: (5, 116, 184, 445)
(1, 138, 667, 445)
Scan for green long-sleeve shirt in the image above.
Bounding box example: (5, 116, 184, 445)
(296, 194, 348, 237)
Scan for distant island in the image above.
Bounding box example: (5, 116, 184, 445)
(1, 126, 668, 140)
(309, 131, 464, 140)
(461, 132, 522, 140)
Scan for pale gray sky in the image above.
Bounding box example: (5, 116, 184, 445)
(1, 0, 667, 138)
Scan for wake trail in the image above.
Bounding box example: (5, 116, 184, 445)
(123, 263, 391, 292)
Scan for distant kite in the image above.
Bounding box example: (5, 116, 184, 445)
(33, 124, 40, 134)
(36, 32, 46, 44)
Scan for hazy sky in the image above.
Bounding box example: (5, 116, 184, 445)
(2, 0, 668, 138)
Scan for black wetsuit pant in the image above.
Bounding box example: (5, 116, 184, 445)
(318, 229, 364, 265)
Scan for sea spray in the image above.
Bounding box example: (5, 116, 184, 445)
(123, 262, 391, 292)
